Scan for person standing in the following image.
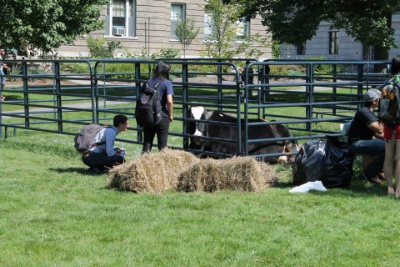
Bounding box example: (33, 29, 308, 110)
(241, 61, 254, 99)
(142, 61, 174, 153)
(82, 114, 129, 173)
(382, 55, 400, 196)
(258, 59, 270, 100)
(0, 48, 11, 101)
(348, 88, 385, 185)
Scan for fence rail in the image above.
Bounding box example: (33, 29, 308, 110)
(0, 58, 390, 160)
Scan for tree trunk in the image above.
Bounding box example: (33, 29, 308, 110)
(373, 45, 389, 73)
(373, 12, 392, 73)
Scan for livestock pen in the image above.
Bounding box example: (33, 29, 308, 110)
(0, 58, 390, 160)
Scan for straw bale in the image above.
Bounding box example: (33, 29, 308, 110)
(178, 156, 276, 192)
(108, 148, 199, 193)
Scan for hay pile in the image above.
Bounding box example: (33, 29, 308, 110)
(108, 149, 276, 193)
(178, 156, 276, 193)
(108, 148, 199, 193)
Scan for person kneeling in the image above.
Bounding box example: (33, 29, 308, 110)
(82, 115, 129, 173)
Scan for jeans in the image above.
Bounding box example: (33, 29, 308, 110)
(142, 116, 170, 153)
(351, 138, 385, 179)
(82, 151, 124, 170)
(0, 68, 5, 84)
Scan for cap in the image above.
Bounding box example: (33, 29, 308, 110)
(365, 88, 381, 101)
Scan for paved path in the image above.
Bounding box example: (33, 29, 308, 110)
(1, 100, 130, 119)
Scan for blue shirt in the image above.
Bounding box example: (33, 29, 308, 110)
(90, 126, 118, 156)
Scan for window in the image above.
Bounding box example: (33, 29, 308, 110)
(171, 4, 185, 40)
(362, 44, 373, 60)
(296, 42, 306, 55)
(106, 0, 136, 37)
(329, 31, 339, 55)
(235, 17, 249, 41)
(203, 6, 213, 41)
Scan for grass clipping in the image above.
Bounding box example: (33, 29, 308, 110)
(108, 148, 276, 193)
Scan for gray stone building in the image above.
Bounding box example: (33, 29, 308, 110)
(58, 0, 272, 59)
(281, 13, 400, 61)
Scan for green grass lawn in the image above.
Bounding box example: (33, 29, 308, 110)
(1, 130, 400, 266)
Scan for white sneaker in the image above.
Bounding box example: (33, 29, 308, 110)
(289, 180, 327, 193)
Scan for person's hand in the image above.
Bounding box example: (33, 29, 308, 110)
(169, 116, 173, 122)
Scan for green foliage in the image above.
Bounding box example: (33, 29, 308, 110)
(240, 0, 400, 50)
(0, 0, 108, 52)
(175, 19, 200, 58)
(271, 40, 281, 59)
(86, 36, 122, 59)
(202, 0, 266, 58)
(305, 56, 346, 74)
(120, 48, 179, 60)
(270, 64, 305, 76)
(9, 63, 22, 81)
(157, 48, 180, 59)
(60, 62, 91, 74)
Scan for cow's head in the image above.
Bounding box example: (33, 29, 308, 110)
(278, 139, 299, 164)
(188, 106, 213, 147)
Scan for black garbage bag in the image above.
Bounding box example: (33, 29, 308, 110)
(292, 136, 354, 188)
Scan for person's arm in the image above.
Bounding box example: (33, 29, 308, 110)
(105, 128, 117, 156)
(167, 94, 173, 122)
(368, 121, 384, 139)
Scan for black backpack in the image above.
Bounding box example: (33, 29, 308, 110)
(74, 124, 107, 153)
(379, 75, 400, 126)
(135, 80, 163, 128)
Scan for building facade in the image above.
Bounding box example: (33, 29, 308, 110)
(58, 0, 271, 59)
(281, 13, 400, 61)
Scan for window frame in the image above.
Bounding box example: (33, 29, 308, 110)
(296, 42, 306, 55)
(170, 3, 186, 40)
(105, 0, 136, 38)
(329, 31, 339, 55)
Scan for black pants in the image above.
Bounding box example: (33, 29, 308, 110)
(82, 151, 124, 170)
(142, 116, 170, 153)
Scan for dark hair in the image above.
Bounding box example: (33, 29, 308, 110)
(154, 61, 171, 80)
(113, 114, 128, 127)
(391, 55, 400, 76)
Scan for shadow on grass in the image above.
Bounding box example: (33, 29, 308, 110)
(48, 167, 106, 176)
(273, 174, 388, 198)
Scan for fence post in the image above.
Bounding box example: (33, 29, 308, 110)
(54, 61, 63, 132)
(182, 61, 190, 150)
(22, 61, 30, 128)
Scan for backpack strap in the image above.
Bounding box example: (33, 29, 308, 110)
(154, 79, 162, 90)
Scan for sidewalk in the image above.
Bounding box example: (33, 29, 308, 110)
(1, 100, 129, 119)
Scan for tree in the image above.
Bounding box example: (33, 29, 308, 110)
(240, 0, 400, 62)
(203, 0, 267, 59)
(0, 0, 108, 56)
(175, 19, 199, 58)
(86, 37, 122, 59)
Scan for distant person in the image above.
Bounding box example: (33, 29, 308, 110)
(258, 59, 270, 84)
(0, 48, 11, 101)
(142, 61, 174, 153)
(258, 59, 271, 100)
(382, 55, 400, 196)
(348, 89, 385, 184)
(241, 61, 254, 99)
(82, 114, 129, 173)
